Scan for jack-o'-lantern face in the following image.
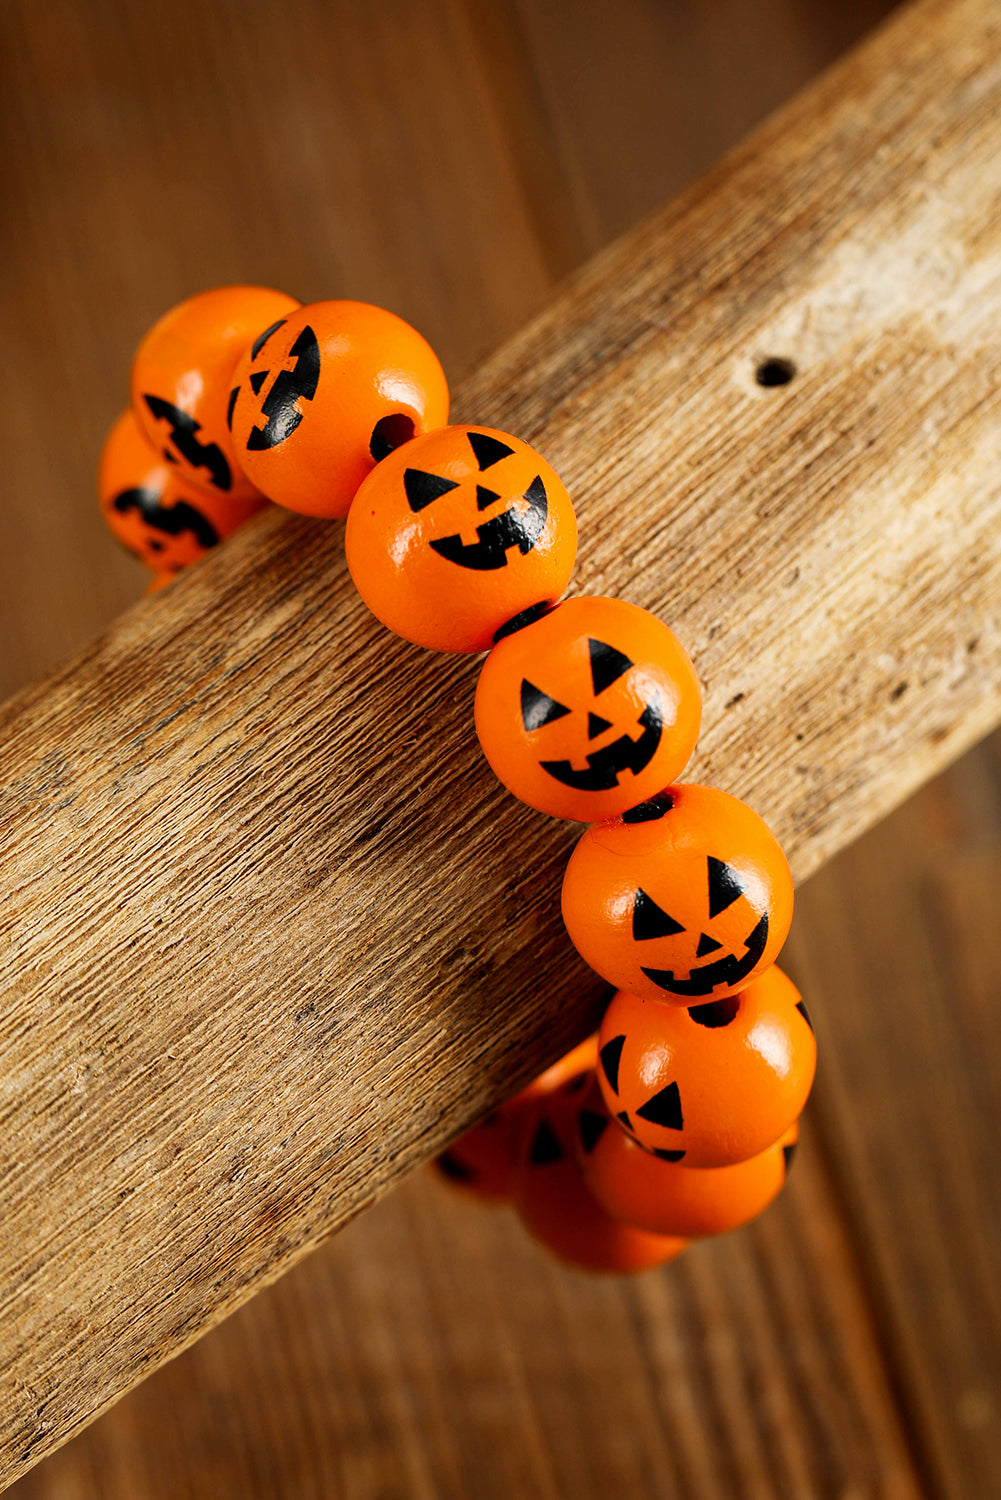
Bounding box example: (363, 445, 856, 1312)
(401, 431, 549, 572)
(595, 968, 816, 1168)
(346, 425, 578, 653)
(98, 410, 268, 574)
(631, 855, 769, 998)
(561, 782, 794, 1004)
(228, 300, 451, 520)
(521, 636, 663, 792)
(475, 597, 702, 821)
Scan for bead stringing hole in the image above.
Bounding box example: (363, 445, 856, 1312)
(755, 357, 796, 388)
(370, 412, 416, 460)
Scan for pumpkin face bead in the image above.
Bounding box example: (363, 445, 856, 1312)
(475, 597, 701, 820)
(99, 410, 269, 575)
(228, 300, 450, 519)
(579, 1094, 798, 1238)
(345, 426, 577, 652)
(596, 966, 815, 1167)
(512, 1078, 689, 1273)
(434, 1034, 598, 1202)
(561, 784, 794, 1005)
(435, 1109, 514, 1202)
(131, 285, 300, 502)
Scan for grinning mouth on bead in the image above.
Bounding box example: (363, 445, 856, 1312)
(641, 913, 769, 997)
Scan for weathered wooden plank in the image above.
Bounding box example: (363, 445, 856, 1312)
(3, 0, 1001, 1486)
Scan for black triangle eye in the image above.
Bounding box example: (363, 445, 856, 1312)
(521, 679, 571, 732)
(707, 856, 746, 918)
(588, 638, 633, 695)
(403, 467, 460, 513)
(577, 1109, 608, 1155)
(635, 1080, 684, 1130)
(600, 1035, 626, 1094)
(632, 888, 685, 941)
(467, 430, 514, 470)
(529, 1118, 564, 1166)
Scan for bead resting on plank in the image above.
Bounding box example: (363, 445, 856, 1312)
(100, 286, 812, 1273)
(475, 596, 702, 820)
(99, 409, 269, 576)
(131, 285, 300, 502)
(346, 425, 577, 651)
(228, 300, 450, 518)
(562, 783, 794, 1004)
(596, 966, 815, 1167)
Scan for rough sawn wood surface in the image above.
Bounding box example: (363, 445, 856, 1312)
(2, 0, 1001, 1486)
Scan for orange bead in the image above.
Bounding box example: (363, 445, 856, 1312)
(345, 426, 576, 651)
(475, 597, 701, 820)
(228, 300, 449, 519)
(580, 1096, 798, 1237)
(131, 285, 299, 501)
(99, 410, 269, 575)
(596, 966, 815, 1167)
(513, 1080, 688, 1273)
(433, 1036, 599, 1203)
(562, 784, 794, 1005)
(435, 1109, 515, 1202)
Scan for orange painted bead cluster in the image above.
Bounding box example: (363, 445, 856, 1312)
(98, 287, 816, 1274)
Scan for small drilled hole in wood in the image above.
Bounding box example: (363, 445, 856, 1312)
(370, 412, 416, 461)
(755, 357, 796, 388)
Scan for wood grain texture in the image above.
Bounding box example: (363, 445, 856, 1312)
(3, 0, 1001, 1489)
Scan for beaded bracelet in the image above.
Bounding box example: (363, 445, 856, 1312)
(98, 286, 816, 1275)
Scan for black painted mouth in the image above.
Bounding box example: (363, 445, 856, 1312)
(540, 696, 663, 792)
(641, 912, 769, 997)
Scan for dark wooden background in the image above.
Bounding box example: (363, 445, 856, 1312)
(2, 1, 999, 1495)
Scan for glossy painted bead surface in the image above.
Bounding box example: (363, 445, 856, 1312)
(475, 597, 701, 820)
(562, 784, 794, 1005)
(513, 1080, 688, 1273)
(100, 410, 269, 575)
(346, 426, 576, 651)
(229, 300, 449, 519)
(131, 285, 299, 501)
(596, 966, 815, 1167)
(580, 1096, 798, 1237)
